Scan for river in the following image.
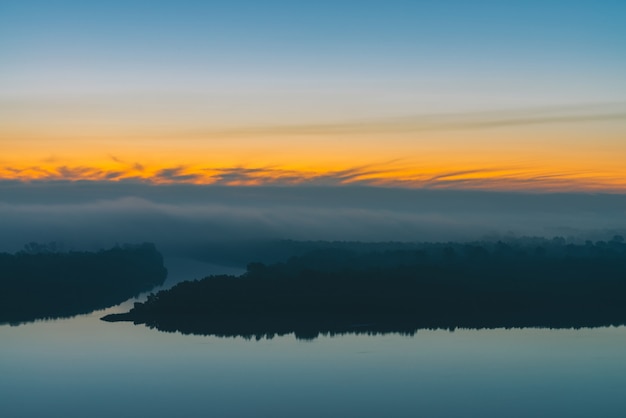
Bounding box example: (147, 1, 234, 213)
(2, 259, 626, 417)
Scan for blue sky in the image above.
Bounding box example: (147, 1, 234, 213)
(3, 0, 625, 107)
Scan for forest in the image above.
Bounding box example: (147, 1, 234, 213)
(0, 243, 167, 324)
(103, 236, 626, 340)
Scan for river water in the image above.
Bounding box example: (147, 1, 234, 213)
(2, 259, 626, 417)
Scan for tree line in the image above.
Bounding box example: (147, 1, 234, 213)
(0, 243, 167, 324)
(103, 236, 626, 340)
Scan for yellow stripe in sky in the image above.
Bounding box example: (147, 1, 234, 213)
(2, 103, 625, 191)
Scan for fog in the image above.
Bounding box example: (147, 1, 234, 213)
(1, 182, 625, 260)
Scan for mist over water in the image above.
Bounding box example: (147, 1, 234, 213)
(2, 181, 625, 418)
(1, 182, 625, 256)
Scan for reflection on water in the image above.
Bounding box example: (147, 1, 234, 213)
(2, 260, 626, 417)
(105, 258, 246, 314)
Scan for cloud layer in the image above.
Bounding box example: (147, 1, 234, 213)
(3, 102, 625, 191)
(2, 163, 626, 192)
(1, 182, 624, 257)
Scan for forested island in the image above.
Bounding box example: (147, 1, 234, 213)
(0, 243, 167, 324)
(103, 236, 626, 340)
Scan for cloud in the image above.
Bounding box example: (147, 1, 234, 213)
(154, 167, 202, 182)
(108, 155, 124, 164)
(181, 102, 626, 138)
(0, 183, 625, 257)
(2, 162, 626, 192)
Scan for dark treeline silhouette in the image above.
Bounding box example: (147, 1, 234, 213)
(1, 243, 167, 325)
(103, 236, 626, 340)
(184, 235, 626, 266)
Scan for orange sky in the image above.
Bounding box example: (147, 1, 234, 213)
(2, 101, 626, 191)
(3, 1, 626, 193)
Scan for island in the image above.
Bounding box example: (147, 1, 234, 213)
(0, 243, 167, 324)
(103, 237, 626, 340)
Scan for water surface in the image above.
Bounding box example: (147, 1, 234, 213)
(2, 259, 626, 417)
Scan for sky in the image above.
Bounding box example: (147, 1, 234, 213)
(1, 1, 626, 251)
(2, 0, 626, 190)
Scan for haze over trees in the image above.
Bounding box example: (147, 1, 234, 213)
(103, 236, 626, 340)
(0, 243, 167, 324)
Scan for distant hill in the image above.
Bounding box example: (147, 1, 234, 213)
(103, 237, 626, 340)
(0, 243, 167, 324)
